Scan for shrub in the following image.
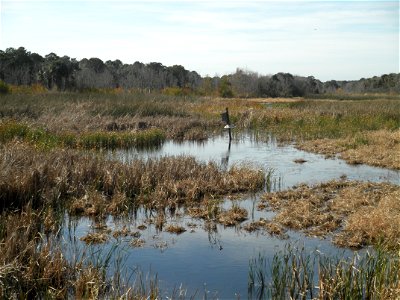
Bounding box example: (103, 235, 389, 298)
(0, 80, 10, 94)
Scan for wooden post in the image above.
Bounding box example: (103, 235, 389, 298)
(226, 107, 232, 142)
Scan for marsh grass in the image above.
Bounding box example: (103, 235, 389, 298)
(298, 129, 400, 169)
(0, 121, 166, 150)
(0, 142, 264, 212)
(248, 244, 400, 300)
(0, 93, 217, 142)
(2, 92, 398, 147)
(198, 97, 400, 142)
(305, 93, 400, 101)
(259, 180, 400, 249)
(0, 206, 186, 299)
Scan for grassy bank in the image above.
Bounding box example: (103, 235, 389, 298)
(258, 180, 400, 250)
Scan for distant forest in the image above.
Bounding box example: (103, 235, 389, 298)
(1, 47, 399, 97)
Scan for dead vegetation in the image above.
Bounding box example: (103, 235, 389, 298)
(242, 218, 288, 239)
(164, 224, 186, 234)
(217, 206, 248, 226)
(187, 200, 251, 226)
(298, 129, 400, 169)
(80, 232, 109, 244)
(0, 142, 264, 213)
(259, 180, 400, 249)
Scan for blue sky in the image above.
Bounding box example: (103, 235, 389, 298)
(1, 0, 398, 81)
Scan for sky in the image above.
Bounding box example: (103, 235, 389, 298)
(0, 0, 398, 81)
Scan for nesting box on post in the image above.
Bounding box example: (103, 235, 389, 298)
(221, 107, 233, 142)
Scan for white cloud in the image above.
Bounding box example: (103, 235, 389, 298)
(1, 0, 398, 80)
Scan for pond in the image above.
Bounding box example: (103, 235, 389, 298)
(62, 134, 399, 298)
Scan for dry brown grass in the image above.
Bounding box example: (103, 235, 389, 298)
(298, 129, 400, 169)
(242, 218, 288, 238)
(0, 94, 219, 142)
(164, 224, 186, 234)
(130, 238, 146, 248)
(334, 188, 400, 249)
(259, 180, 400, 249)
(217, 206, 248, 226)
(0, 142, 264, 214)
(80, 232, 109, 244)
(74, 265, 105, 299)
(0, 207, 70, 298)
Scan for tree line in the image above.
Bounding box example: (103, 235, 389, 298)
(1, 47, 399, 96)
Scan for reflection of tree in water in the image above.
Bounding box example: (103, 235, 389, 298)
(204, 221, 223, 250)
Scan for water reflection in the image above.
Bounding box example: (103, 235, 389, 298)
(61, 134, 400, 298)
(109, 134, 399, 187)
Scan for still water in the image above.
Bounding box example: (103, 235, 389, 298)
(63, 135, 399, 298)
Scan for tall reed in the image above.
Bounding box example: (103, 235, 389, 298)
(248, 244, 400, 300)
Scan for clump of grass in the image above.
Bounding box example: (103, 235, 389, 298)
(187, 198, 221, 220)
(259, 180, 400, 249)
(137, 225, 147, 230)
(80, 232, 109, 244)
(242, 218, 288, 239)
(130, 238, 146, 247)
(112, 226, 131, 239)
(69, 191, 108, 217)
(217, 205, 248, 226)
(165, 224, 187, 234)
(248, 244, 400, 300)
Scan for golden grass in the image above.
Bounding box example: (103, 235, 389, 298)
(130, 238, 146, 248)
(298, 129, 400, 169)
(80, 232, 109, 244)
(217, 206, 248, 226)
(259, 180, 400, 249)
(242, 218, 288, 238)
(0, 207, 70, 298)
(164, 224, 187, 234)
(334, 189, 400, 249)
(0, 141, 264, 213)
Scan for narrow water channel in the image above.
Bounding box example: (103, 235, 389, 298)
(62, 134, 399, 298)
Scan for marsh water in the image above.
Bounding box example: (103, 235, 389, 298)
(63, 134, 399, 298)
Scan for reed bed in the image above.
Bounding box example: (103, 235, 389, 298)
(0, 141, 264, 212)
(248, 244, 400, 300)
(259, 180, 400, 250)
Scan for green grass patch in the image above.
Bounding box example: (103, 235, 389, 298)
(249, 244, 400, 299)
(0, 121, 165, 150)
